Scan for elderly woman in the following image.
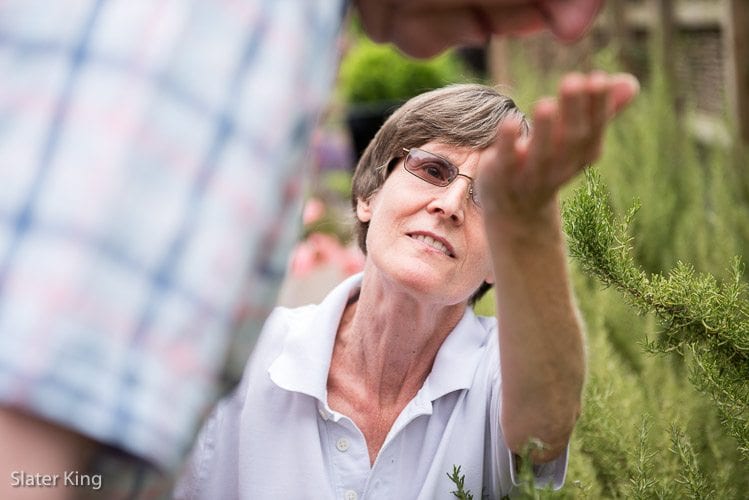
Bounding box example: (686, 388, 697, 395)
(175, 75, 637, 499)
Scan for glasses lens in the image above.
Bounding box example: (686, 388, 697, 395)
(469, 186, 482, 207)
(405, 148, 457, 187)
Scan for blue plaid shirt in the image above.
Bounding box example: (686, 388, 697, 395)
(0, 0, 344, 485)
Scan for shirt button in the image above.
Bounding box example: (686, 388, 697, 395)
(344, 490, 358, 500)
(335, 438, 350, 452)
(318, 407, 329, 420)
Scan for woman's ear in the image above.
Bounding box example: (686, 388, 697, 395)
(356, 197, 372, 223)
(484, 263, 496, 286)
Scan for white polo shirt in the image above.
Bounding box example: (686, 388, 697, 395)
(175, 274, 567, 499)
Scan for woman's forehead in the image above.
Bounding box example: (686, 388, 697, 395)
(416, 141, 477, 164)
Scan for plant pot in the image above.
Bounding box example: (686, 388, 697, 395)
(345, 100, 403, 164)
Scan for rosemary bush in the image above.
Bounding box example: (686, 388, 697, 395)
(479, 44, 749, 498)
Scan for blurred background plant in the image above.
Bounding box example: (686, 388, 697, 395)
(338, 28, 474, 160)
(338, 37, 468, 105)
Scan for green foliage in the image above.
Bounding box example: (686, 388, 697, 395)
(669, 423, 715, 499)
(494, 39, 749, 499)
(625, 417, 661, 499)
(448, 465, 474, 500)
(563, 170, 749, 461)
(507, 273, 748, 499)
(321, 170, 353, 199)
(473, 288, 496, 317)
(338, 38, 469, 104)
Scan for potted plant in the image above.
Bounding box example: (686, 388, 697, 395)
(338, 38, 468, 161)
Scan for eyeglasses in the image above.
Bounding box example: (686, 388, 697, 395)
(402, 147, 481, 207)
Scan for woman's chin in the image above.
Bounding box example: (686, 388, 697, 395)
(387, 270, 471, 306)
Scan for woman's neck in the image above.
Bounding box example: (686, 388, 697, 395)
(331, 273, 467, 408)
(325, 273, 468, 464)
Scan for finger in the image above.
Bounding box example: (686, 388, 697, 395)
(558, 73, 589, 159)
(404, 0, 540, 8)
(585, 71, 609, 161)
(496, 116, 524, 174)
(355, 0, 392, 44)
(588, 71, 608, 124)
(477, 116, 524, 212)
(481, 5, 546, 37)
(607, 73, 640, 116)
(526, 97, 556, 183)
(538, 0, 604, 41)
(390, 2, 552, 56)
(402, 0, 604, 41)
(480, 116, 524, 193)
(387, 8, 489, 57)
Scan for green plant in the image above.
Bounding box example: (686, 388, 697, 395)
(447, 465, 474, 500)
(338, 38, 469, 105)
(563, 169, 749, 460)
(472, 37, 749, 498)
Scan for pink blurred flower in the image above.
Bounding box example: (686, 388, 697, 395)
(290, 232, 365, 278)
(303, 197, 326, 225)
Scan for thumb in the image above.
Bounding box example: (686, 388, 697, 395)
(542, 0, 604, 41)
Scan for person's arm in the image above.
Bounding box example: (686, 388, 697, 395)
(479, 72, 638, 463)
(487, 195, 584, 464)
(0, 407, 95, 500)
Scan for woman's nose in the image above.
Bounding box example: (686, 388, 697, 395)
(427, 178, 471, 223)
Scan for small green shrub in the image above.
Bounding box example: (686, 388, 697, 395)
(338, 39, 469, 105)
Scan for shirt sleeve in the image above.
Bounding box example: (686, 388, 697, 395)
(508, 446, 569, 490)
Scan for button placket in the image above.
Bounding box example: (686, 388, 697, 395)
(327, 418, 369, 500)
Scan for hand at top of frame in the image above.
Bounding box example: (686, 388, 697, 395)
(354, 0, 604, 58)
(477, 71, 639, 228)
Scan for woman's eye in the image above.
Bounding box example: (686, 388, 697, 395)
(423, 163, 449, 181)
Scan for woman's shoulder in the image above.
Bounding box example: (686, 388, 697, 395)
(269, 303, 319, 325)
(230, 303, 323, 401)
(253, 303, 320, 354)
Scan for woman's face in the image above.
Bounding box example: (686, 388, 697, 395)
(357, 141, 495, 305)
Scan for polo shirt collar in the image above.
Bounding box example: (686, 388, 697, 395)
(268, 273, 360, 401)
(268, 273, 490, 404)
(422, 306, 489, 401)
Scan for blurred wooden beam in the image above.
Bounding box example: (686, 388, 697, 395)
(657, 0, 684, 119)
(625, 0, 723, 30)
(488, 38, 511, 86)
(606, 0, 633, 70)
(725, 0, 749, 144)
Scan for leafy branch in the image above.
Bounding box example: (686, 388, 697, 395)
(448, 465, 474, 500)
(562, 170, 749, 459)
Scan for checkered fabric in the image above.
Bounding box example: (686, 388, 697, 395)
(0, 0, 344, 477)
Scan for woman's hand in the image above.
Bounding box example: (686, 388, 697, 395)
(478, 71, 639, 226)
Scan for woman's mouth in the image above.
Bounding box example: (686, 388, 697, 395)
(408, 233, 455, 258)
